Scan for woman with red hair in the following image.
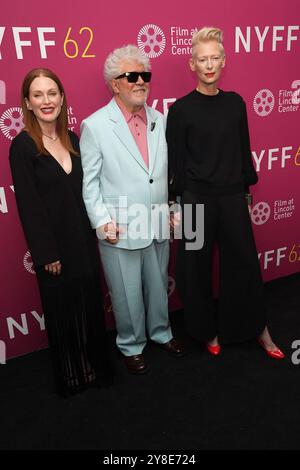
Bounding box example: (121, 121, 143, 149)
(9, 68, 113, 396)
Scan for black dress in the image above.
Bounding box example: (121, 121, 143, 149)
(9, 130, 113, 395)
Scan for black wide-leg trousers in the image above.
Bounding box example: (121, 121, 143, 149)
(177, 190, 266, 343)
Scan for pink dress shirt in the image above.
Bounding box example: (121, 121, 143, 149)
(115, 98, 149, 169)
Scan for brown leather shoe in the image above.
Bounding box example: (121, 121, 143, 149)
(123, 354, 149, 374)
(160, 338, 186, 357)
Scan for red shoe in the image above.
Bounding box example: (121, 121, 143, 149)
(258, 338, 285, 360)
(206, 343, 221, 356)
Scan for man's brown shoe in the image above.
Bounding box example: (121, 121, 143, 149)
(160, 338, 186, 357)
(123, 354, 149, 374)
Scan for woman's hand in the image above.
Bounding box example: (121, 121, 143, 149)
(169, 202, 181, 231)
(45, 260, 61, 275)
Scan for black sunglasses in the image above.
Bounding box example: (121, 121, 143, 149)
(114, 71, 152, 83)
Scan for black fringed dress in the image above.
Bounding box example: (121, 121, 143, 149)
(9, 130, 113, 395)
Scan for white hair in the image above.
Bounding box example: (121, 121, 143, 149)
(104, 44, 151, 91)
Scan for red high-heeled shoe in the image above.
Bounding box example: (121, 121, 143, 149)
(206, 343, 221, 356)
(258, 338, 285, 359)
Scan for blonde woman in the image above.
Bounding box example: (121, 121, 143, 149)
(167, 28, 284, 359)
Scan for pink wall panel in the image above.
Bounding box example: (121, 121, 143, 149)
(1, 0, 299, 358)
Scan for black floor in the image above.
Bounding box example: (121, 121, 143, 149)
(1, 273, 300, 452)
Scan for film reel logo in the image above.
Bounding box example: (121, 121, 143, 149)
(137, 24, 166, 58)
(23, 250, 35, 275)
(250, 202, 271, 225)
(253, 89, 275, 117)
(0, 107, 24, 140)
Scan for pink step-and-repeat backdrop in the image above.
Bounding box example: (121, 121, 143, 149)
(0, 0, 299, 360)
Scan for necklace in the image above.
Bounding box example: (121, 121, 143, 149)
(42, 132, 58, 141)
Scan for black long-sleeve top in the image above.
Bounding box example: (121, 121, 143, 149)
(166, 89, 258, 198)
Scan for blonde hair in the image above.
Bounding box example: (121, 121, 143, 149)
(192, 27, 225, 57)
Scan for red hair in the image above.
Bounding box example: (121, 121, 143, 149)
(21, 68, 78, 155)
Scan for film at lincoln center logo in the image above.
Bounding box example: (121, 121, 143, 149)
(137, 24, 166, 58)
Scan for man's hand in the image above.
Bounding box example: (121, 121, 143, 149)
(97, 220, 120, 244)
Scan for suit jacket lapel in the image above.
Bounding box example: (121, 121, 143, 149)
(146, 106, 159, 176)
(107, 98, 148, 173)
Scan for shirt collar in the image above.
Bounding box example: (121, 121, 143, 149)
(115, 97, 147, 124)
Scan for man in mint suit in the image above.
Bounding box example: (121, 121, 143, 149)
(80, 45, 184, 374)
